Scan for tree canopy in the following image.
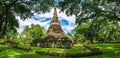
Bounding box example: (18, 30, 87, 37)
(0, 0, 55, 38)
(21, 24, 45, 39)
(58, 0, 120, 43)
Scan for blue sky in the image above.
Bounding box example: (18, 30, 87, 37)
(17, 8, 76, 34)
(32, 17, 69, 26)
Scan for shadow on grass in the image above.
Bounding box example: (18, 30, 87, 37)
(86, 43, 120, 58)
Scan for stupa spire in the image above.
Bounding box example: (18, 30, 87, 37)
(54, 8, 57, 16)
(51, 8, 59, 22)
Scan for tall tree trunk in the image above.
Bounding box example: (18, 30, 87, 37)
(2, 13, 8, 36)
(0, 14, 8, 38)
(0, 12, 4, 34)
(107, 31, 112, 42)
(0, 0, 18, 38)
(0, 15, 4, 38)
(89, 38, 94, 44)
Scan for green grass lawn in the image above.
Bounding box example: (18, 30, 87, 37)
(86, 43, 120, 58)
(1, 43, 120, 58)
(0, 44, 91, 58)
(0, 44, 55, 58)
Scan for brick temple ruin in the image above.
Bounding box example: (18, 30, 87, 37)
(31, 8, 73, 48)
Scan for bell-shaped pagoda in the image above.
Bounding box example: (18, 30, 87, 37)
(31, 8, 73, 48)
(47, 8, 66, 38)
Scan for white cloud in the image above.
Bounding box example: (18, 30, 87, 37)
(16, 16, 50, 34)
(17, 8, 76, 34)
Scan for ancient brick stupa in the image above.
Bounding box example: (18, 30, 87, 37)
(31, 8, 73, 48)
(47, 8, 66, 38)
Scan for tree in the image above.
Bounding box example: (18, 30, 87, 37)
(58, 0, 120, 43)
(0, 0, 55, 38)
(21, 24, 45, 39)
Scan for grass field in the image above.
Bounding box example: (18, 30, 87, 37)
(86, 43, 120, 58)
(0, 44, 54, 58)
(0, 43, 120, 58)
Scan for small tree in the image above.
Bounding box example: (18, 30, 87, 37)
(21, 24, 45, 39)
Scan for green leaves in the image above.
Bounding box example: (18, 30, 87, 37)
(0, 0, 58, 38)
(7, 12, 19, 33)
(22, 24, 45, 39)
(58, 0, 120, 43)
